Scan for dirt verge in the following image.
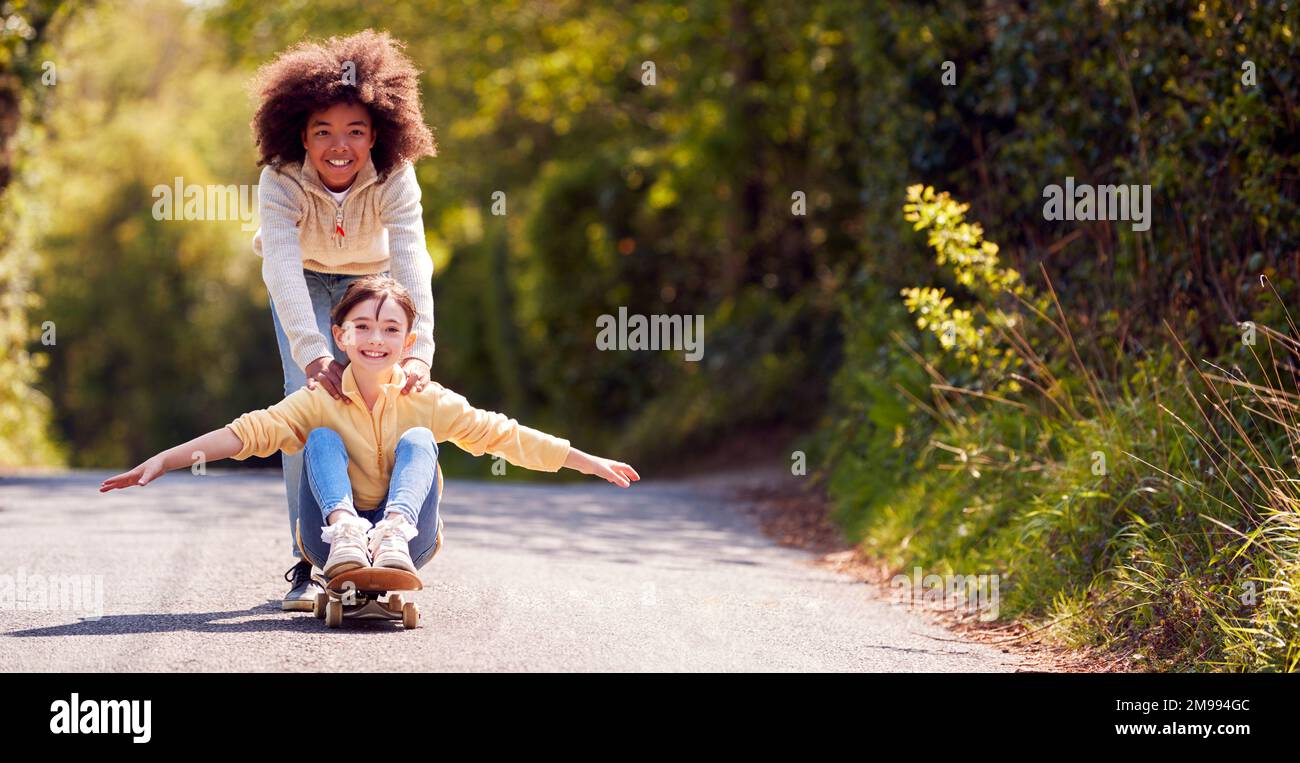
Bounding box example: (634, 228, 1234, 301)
(725, 468, 1126, 673)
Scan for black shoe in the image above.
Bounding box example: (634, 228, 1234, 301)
(282, 561, 323, 612)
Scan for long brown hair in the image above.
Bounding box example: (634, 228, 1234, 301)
(331, 275, 418, 332)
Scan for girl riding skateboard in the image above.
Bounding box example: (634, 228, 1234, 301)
(248, 29, 441, 610)
(99, 277, 640, 595)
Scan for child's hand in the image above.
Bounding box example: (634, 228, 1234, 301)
(304, 356, 351, 404)
(565, 449, 640, 488)
(99, 455, 167, 492)
(399, 357, 431, 394)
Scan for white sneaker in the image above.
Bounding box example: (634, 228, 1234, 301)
(321, 514, 372, 578)
(369, 515, 419, 573)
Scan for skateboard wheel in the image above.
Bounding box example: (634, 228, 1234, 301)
(325, 599, 343, 628)
(401, 601, 419, 629)
(387, 593, 404, 613)
(313, 592, 328, 619)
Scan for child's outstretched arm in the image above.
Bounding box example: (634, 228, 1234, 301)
(562, 448, 640, 488)
(99, 428, 244, 492)
(429, 383, 640, 488)
(100, 386, 319, 492)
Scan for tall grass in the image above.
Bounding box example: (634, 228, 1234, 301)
(820, 186, 1299, 671)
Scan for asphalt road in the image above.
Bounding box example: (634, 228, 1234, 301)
(0, 470, 1024, 672)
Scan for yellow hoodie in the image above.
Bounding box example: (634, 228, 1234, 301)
(224, 363, 571, 509)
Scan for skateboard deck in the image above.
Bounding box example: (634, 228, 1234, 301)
(314, 567, 423, 629)
(326, 566, 422, 594)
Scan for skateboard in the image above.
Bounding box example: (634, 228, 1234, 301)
(312, 567, 423, 629)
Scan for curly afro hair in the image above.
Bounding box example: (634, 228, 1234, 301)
(249, 29, 437, 180)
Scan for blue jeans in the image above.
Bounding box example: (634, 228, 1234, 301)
(271, 268, 389, 559)
(294, 427, 443, 570)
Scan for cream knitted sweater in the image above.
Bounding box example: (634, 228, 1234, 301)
(253, 155, 436, 372)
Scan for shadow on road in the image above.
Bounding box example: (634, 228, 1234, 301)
(4, 601, 410, 637)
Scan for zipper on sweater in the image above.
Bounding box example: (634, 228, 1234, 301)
(376, 403, 384, 474)
(364, 395, 383, 475)
(334, 204, 345, 249)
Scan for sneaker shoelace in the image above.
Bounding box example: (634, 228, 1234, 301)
(283, 562, 312, 587)
(368, 517, 418, 558)
(321, 518, 369, 546)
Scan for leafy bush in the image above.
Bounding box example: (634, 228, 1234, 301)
(821, 186, 1299, 670)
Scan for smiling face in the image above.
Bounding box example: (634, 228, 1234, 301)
(301, 101, 377, 192)
(332, 295, 416, 372)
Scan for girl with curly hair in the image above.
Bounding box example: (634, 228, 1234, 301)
(247, 29, 441, 610)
